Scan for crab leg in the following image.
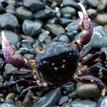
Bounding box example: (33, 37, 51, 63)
(80, 51, 106, 66)
(7, 70, 32, 76)
(74, 75, 106, 96)
(79, 47, 92, 59)
(73, 3, 93, 52)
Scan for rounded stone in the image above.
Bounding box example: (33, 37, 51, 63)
(76, 83, 102, 98)
(0, 13, 18, 30)
(86, 0, 99, 8)
(96, 14, 107, 25)
(87, 9, 97, 19)
(15, 7, 32, 20)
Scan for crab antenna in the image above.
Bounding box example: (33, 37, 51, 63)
(2, 31, 10, 48)
(78, 3, 88, 20)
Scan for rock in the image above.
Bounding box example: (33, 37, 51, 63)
(15, 7, 33, 20)
(0, 3, 3, 12)
(62, 0, 78, 9)
(5, 93, 15, 101)
(47, 0, 63, 5)
(76, 83, 102, 98)
(58, 18, 74, 26)
(61, 7, 76, 17)
(52, 35, 70, 42)
(23, 0, 45, 13)
(4, 64, 18, 75)
(32, 88, 61, 107)
(24, 54, 34, 60)
(23, 92, 34, 107)
(0, 58, 5, 70)
(98, 97, 107, 107)
(0, 13, 18, 30)
(87, 9, 97, 19)
(45, 24, 65, 36)
(97, 0, 107, 12)
(33, 7, 56, 19)
(0, 103, 16, 107)
(47, 17, 57, 24)
(58, 96, 69, 106)
(22, 20, 43, 36)
(75, 26, 107, 49)
(96, 14, 107, 25)
(70, 98, 98, 107)
(15, 47, 29, 55)
(5, 4, 15, 14)
(1, 30, 20, 46)
(61, 103, 70, 107)
(66, 19, 80, 32)
(86, 0, 99, 8)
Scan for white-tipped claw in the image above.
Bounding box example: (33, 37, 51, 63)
(78, 11, 83, 19)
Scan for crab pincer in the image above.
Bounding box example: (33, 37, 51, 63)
(77, 3, 93, 45)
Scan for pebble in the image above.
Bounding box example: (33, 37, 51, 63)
(96, 14, 107, 25)
(1, 30, 20, 46)
(23, 0, 45, 13)
(5, 93, 15, 101)
(22, 20, 43, 36)
(87, 9, 97, 19)
(70, 98, 98, 107)
(62, 0, 78, 9)
(98, 96, 107, 107)
(76, 83, 102, 98)
(97, 0, 107, 12)
(47, 0, 63, 5)
(58, 96, 69, 106)
(45, 24, 65, 36)
(32, 87, 61, 107)
(0, 13, 18, 30)
(15, 7, 33, 20)
(33, 7, 56, 19)
(61, 7, 76, 17)
(86, 0, 99, 8)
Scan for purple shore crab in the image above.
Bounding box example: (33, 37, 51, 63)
(1, 3, 107, 105)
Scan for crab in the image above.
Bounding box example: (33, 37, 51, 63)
(1, 3, 107, 106)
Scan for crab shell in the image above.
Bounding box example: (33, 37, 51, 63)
(35, 42, 79, 85)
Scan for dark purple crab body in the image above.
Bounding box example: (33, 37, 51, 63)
(35, 42, 79, 84)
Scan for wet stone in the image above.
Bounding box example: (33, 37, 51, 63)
(0, 13, 18, 30)
(58, 18, 74, 26)
(96, 14, 107, 25)
(0, 58, 5, 70)
(52, 35, 70, 42)
(22, 20, 43, 36)
(22, 92, 34, 107)
(98, 96, 107, 107)
(45, 24, 65, 36)
(24, 54, 34, 60)
(70, 98, 98, 107)
(87, 9, 97, 19)
(5, 93, 15, 101)
(15, 7, 33, 21)
(32, 87, 61, 107)
(97, 0, 107, 12)
(86, 0, 99, 8)
(0, 103, 16, 107)
(47, 0, 63, 5)
(66, 19, 80, 32)
(76, 83, 102, 99)
(61, 7, 76, 17)
(5, 4, 15, 14)
(15, 47, 29, 55)
(4, 64, 18, 75)
(61, 103, 70, 107)
(23, 0, 45, 13)
(58, 96, 69, 106)
(33, 7, 56, 19)
(47, 17, 58, 24)
(83, 26, 107, 49)
(1, 30, 20, 46)
(62, 0, 78, 9)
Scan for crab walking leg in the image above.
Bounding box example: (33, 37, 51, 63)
(80, 51, 106, 66)
(74, 75, 106, 96)
(73, 3, 93, 52)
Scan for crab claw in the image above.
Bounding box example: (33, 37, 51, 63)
(78, 3, 93, 45)
(2, 31, 27, 68)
